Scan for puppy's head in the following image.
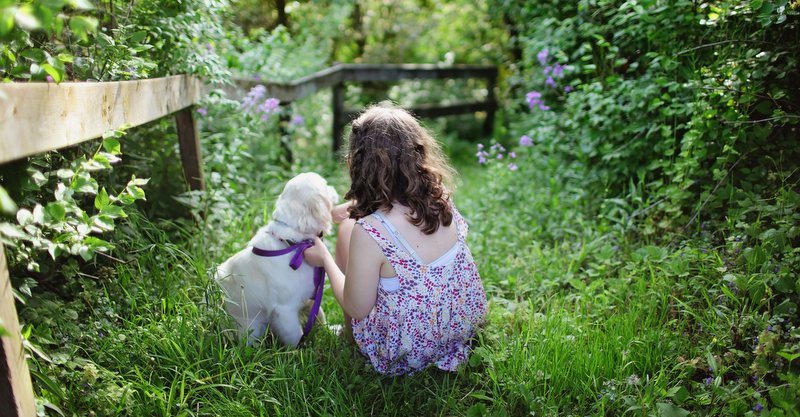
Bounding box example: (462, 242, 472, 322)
(271, 172, 339, 241)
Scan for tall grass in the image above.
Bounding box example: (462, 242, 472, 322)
(22, 118, 794, 415)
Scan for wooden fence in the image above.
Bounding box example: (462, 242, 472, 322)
(231, 63, 498, 151)
(0, 63, 496, 416)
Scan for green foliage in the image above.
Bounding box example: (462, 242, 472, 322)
(0, 0, 230, 82)
(0, 129, 147, 272)
(499, 0, 799, 224)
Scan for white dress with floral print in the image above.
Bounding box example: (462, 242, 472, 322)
(351, 204, 488, 375)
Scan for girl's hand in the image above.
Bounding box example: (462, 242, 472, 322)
(303, 236, 332, 267)
(331, 201, 353, 224)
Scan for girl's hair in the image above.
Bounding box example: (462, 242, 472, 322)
(344, 104, 456, 234)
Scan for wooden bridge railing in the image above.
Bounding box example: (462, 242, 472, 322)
(231, 63, 498, 151)
(0, 62, 497, 416)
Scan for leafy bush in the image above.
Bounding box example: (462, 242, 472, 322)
(497, 0, 799, 224)
(0, 0, 230, 82)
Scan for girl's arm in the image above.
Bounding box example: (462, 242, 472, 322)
(304, 226, 381, 320)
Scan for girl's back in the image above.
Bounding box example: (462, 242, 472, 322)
(351, 202, 487, 375)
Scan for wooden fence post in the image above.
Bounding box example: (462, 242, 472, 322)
(332, 82, 345, 155)
(483, 73, 497, 137)
(174, 107, 205, 191)
(278, 110, 294, 165)
(0, 244, 36, 417)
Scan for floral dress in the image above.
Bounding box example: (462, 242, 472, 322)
(351, 204, 488, 375)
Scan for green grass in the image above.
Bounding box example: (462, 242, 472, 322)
(20, 124, 796, 416)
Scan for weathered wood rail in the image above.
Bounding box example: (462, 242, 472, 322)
(231, 63, 498, 151)
(0, 63, 497, 416)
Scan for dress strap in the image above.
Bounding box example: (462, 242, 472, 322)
(371, 212, 424, 264)
(450, 201, 469, 242)
(355, 217, 398, 260)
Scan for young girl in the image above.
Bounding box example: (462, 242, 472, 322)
(303, 104, 487, 375)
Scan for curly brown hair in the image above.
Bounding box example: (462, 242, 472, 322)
(344, 104, 456, 234)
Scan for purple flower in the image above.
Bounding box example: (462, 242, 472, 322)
(258, 98, 281, 120)
(509, 152, 516, 158)
(704, 376, 713, 385)
(526, 90, 541, 108)
(537, 48, 549, 66)
(196, 107, 208, 116)
(46, 75, 54, 83)
(291, 114, 304, 126)
(519, 135, 533, 147)
(551, 63, 565, 78)
(546, 76, 557, 88)
(478, 155, 487, 164)
(497, 153, 504, 160)
(508, 163, 518, 171)
(526, 90, 550, 111)
(753, 403, 763, 413)
(242, 85, 267, 109)
(564, 85, 573, 93)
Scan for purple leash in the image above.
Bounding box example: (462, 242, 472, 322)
(251, 240, 325, 342)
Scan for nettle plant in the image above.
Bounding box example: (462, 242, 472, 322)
(0, 130, 147, 275)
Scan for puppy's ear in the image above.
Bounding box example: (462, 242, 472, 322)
(328, 185, 339, 205)
(294, 189, 333, 236)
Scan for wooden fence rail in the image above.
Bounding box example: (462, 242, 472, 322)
(230, 63, 498, 151)
(0, 62, 497, 416)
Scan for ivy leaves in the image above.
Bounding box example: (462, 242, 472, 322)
(0, 129, 148, 269)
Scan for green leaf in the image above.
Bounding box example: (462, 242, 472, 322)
(77, 245, 92, 261)
(83, 236, 112, 251)
(773, 299, 797, 317)
(128, 30, 147, 43)
(68, 15, 97, 42)
(100, 205, 126, 218)
(102, 137, 121, 154)
(57, 52, 73, 63)
(94, 187, 110, 210)
(56, 169, 74, 179)
(777, 350, 800, 363)
(656, 403, 690, 417)
(0, 7, 14, 37)
(706, 351, 718, 373)
(19, 48, 45, 61)
(67, 0, 94, 10)
(0, 185, 17, 215)
(71, 172, 98, 194)
(16, 208, 33, 225)
(125, 185, 145, 201)
(466, 403, 487, 417)
(14, 5, 39, 30)
(45, 202, 66, 222)
(0, 222, 26, 239)
(92, 215, 115, 231)
(129, 176, 149, 186)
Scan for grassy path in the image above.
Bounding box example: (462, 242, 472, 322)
(26, 134, 757, 416)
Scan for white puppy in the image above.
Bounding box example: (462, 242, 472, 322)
(216, 172, 338, 346)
